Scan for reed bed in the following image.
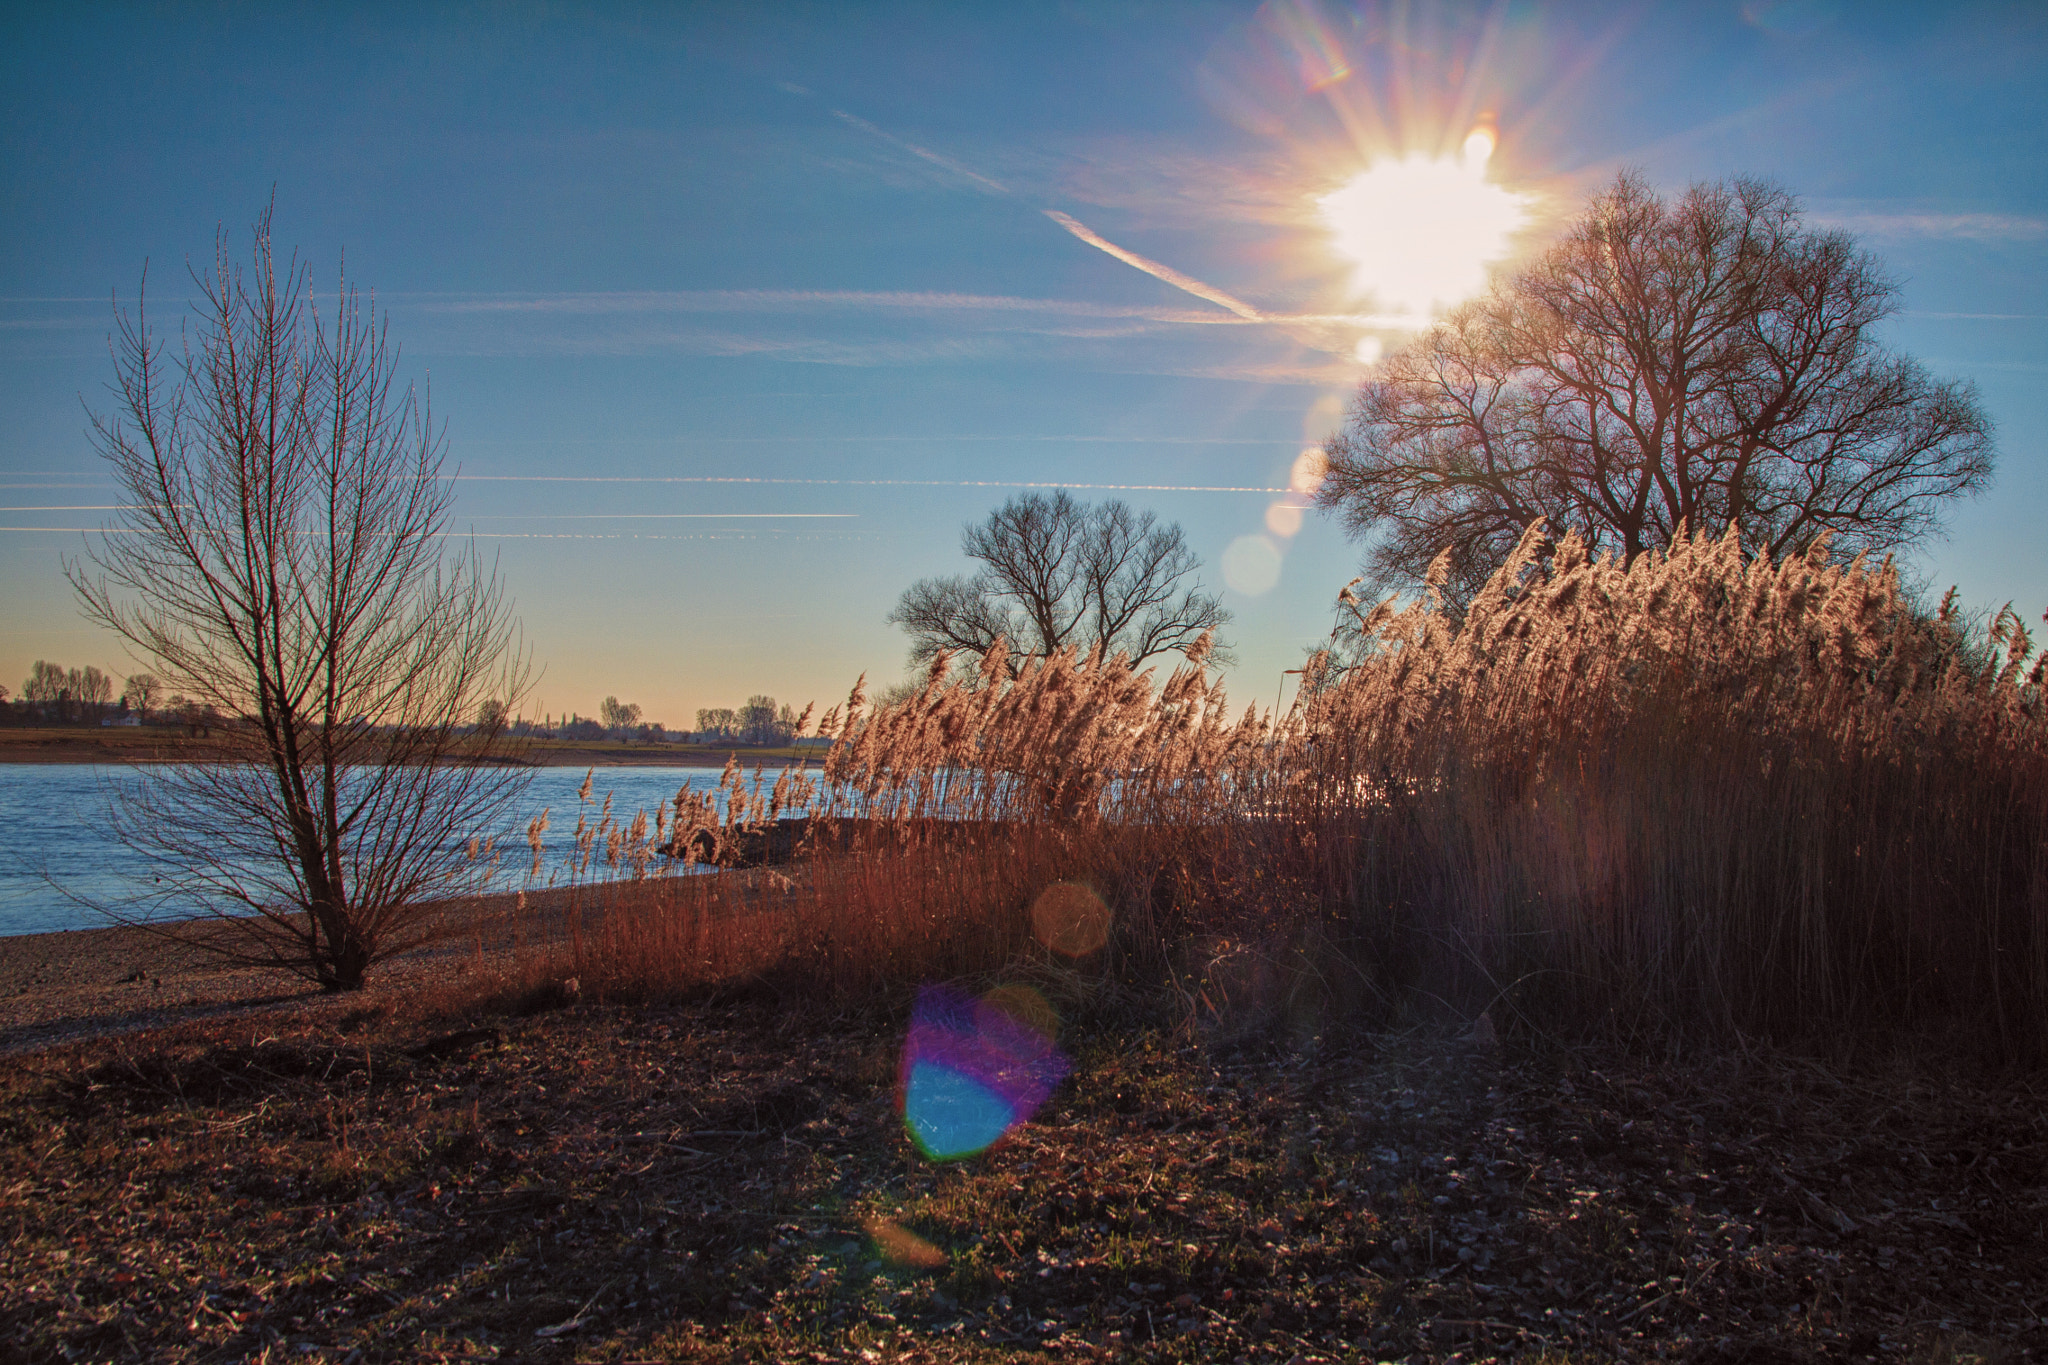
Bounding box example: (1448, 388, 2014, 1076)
(1266, 524, 2048, 1062)
(494, 525, 2047, 1063)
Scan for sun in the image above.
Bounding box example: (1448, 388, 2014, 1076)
(1318, 129, 1532, 318)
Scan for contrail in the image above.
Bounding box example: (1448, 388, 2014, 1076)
(813, 102, 1401, 352)
(459, 531, 877, 541)
(1043, 211, 1266, 321)
(457, 476, 1292, 493)
(830, 109, 1010, 196)
(486, 512, 856, 519)
(0, 526, 877, 541)
(471, 434, 1294, 446)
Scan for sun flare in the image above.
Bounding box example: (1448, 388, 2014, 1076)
(1318, 130, 1532, 319)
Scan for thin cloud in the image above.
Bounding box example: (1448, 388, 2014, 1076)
(0, 525, 882, 542)
(466, 531, 880, 541)
(460, 476, 1292, 493)
(830, 108, 1010, 196)
(1138, 359, 1364, 387)
(413, 327, 1005, 365)
(426, 288, 1393, 327)
(1902, 311, 2048, 320)
(1933, 359, 2048, 374)
(463, 434, 1289, 446)
(482, 512, 857, 519)
(812, 102, 1402, 364)
(1056, 146, 1302, 228)
(1817, 212, 2047, 242)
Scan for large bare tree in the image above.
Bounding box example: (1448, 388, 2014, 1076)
(1317, 173, 1996, 607)
(889, 490, 1232, 676)
(68, 208, 532, 991)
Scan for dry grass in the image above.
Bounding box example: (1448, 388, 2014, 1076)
(492, 525, 2046, 1067)
(1260, 525, 2048, 1063)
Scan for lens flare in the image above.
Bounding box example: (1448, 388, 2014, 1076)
(1318, 128, 1532, 318)
(1031, 882, 1111, 957)
(1222, 534, 1283, 596)
(981, 982, 1060, 1039)
(863, 1215, 948, 1269)
(901, 984, 1069, 1161)
(1302, 392, 1344, 442)
(1289, 447, 1328, 495)
(1265, 501, 1304, 537)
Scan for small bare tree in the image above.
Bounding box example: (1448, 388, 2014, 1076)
(1317, 173, 1996, 607)
(123, 673, 161, 720)
(68, 207, 532, 991)
(890, 490, 1233, 676)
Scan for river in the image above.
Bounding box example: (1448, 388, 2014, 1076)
(0, 764, 756, 937)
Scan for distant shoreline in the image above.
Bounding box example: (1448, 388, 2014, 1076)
(0, 727, 824, 767)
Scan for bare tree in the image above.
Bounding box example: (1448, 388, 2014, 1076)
(599, 696, 643, 732)
(67, 206, 532, 991)
(1317, 173, 1996, 607)
(18, 662, 112, 721)
(70, 666, 114, 720)
(889, 490, 1232, 676)
(739, 695, 788, 746)
(123, 673, 161, 720)
(22, 661, 67, 716)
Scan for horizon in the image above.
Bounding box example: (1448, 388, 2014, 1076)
(4, 2, 2043, 728)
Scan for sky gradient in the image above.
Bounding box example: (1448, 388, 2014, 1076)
(4, 1, 2043, 729)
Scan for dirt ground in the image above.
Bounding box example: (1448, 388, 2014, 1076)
(0, 951, 2042, 1363)
(0, 910, 504, 1057)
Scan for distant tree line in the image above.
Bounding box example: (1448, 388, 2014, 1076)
(2, 661, 215, 730)
(481, 693, 804, 746)
(506, 708, 662, 743)
(694, 695, 802, 746)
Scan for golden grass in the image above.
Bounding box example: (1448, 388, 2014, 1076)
(486, 524, 2048, 1063)
(1264, 525, 2048, 1062)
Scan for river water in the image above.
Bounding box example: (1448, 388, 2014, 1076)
(0, 763, 757, 937)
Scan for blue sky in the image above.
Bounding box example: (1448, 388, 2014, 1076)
(4, 1, 2043, 728)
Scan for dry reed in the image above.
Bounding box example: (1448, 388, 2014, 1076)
(1263, 523, 2048, 1061)
(487, 526, 2046, 1062)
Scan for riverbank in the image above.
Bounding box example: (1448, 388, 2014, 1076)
(0, 726, 822, 767)
(0, 897, 522, 1056)
(0, 865, 810, 1056)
